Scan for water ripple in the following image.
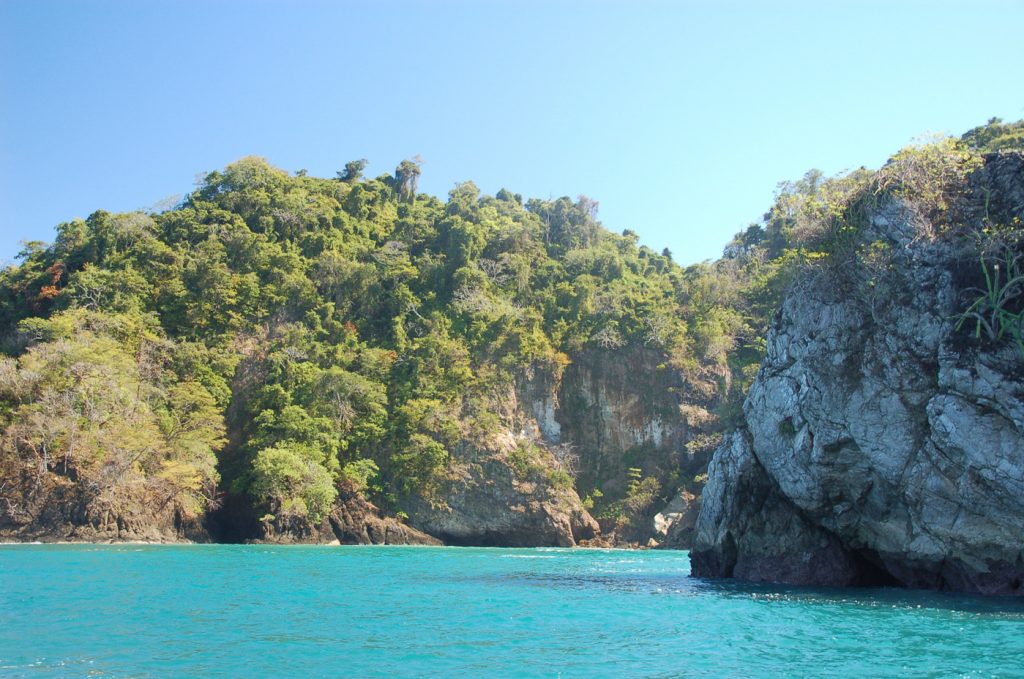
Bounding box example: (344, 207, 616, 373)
(1, 545, 1022, 677)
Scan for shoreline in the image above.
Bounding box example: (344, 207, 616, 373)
(0, 539, 653, 551)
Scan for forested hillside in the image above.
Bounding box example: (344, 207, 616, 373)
(1, 117, 1020, 545)
(0, 151, 783, 543)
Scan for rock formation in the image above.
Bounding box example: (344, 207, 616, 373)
(255, 481, 441, 545)
(0, 474, 211, 543)
(692, 152, 1024, 594)
(653, 489, 701, 549)
(392, 347, 715, 547)
(557, 348, 715, 500)
(405, 455, 598, 547)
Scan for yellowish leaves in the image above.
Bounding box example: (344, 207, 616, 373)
(0, 311, 224, 517)
(876, 136, 984, 238)
(157, 459, 203, 493)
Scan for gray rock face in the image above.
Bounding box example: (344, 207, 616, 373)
(406, 456, 598, 547)
(327, 485, 441, 546)
(397, 370, 602, 548)
(401, 346, 716, 548)
(558, 348, 717, 497)
(0, 478, 211, 543)
(254, 482, 441, 546)
(691, 430, 871, 585)
(692, 153, 1024, 594)
(654, 489, 701, 550)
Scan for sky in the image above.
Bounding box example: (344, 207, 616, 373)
(1, 0, 1022, 267)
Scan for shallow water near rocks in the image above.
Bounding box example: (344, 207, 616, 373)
(2, 545, 1023, 677)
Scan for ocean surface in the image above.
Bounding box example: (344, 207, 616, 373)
(2, 546, 1023, 678)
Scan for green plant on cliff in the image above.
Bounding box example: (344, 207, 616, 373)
(715, 120, 1024, 428)
(956, 247, 1024, 355)
(341, 458, 380, 494)
(875, 136, 984, 239)
(250, 442, 337, 523)
(594, 467, 662, 534)
(962, 117, 1024, 153)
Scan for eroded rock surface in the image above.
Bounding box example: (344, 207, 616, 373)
(654, 489, 701, 550)
(558, 348, 716, 498)
(0, 475, 210, 543)
(406, 455, 598, 547)
(693, 153, 1024, 594)
(398, 350, 711, 548)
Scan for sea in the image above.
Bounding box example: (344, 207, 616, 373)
(1, 545, 1023, 677)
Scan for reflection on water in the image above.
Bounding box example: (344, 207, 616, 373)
(689, 576, 1024, 618)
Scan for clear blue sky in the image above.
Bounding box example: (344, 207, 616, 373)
(1, 0, 1022, 266)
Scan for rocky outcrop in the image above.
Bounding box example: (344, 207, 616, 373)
(397, 370, 601, 546)
(653, 489, 701, 550)
(254, 481, 440, 545)
(406, 454, 598, 547)
(327, 485, 440, 545)
(691, 431, 886, 585)
(509, 347, 717, 546)
(692, 153, 1024, 594)
(402, 348, 718, 548)
(0, 474, 210, 543)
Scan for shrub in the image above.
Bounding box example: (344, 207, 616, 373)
(341, 458, 379, 493)
(250, 443, 337, 522)
(874, 136, 983, 239)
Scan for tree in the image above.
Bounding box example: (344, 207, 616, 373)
(528, 196, 601, 251)
(338, 158, 369, 183)
(0, 312, 224, 524)
(961, 117, 1024, 153)
(394, 156, 423, 202)
(250, 442, 337, 523)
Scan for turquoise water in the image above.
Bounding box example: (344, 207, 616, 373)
(2, 546, 1024, 677)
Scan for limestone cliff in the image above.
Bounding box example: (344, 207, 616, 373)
(399, 347, 715, 547)
(557, 348, 713, 496)
(404, 454, 598, 547)
(398, 365, 603, 547)
(692, 152, 1024, 594)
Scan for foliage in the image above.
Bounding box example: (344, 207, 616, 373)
(2, 121, 1018, 533)
(875, 136, 983, 238)
(717, 123, 1023, 420)
(962, 118, 1024, 154)
(338, 159, 369, 183)
(956, 248, 1024, 355)
(341, 458, 380, 493)
(250, 442, 337, 523)
(593, 467, 662, 532)
(0, 311, 223, 522)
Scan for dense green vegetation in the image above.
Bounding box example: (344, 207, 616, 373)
(725, 119, 1024, 314)
(0, 155, 773, 535)
(1, 117, 1020, 540)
